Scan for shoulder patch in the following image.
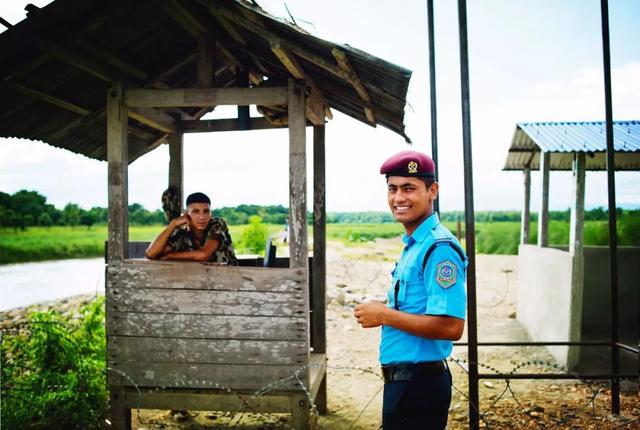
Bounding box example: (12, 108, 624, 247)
(435, 260, 457, 288)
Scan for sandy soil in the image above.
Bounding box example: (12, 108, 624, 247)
(2, 239, 637, 429)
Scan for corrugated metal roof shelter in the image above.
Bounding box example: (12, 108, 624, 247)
(503, 121, 640, 171)
(0, 0, 412, 162)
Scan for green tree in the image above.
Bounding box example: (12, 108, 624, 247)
(62, 203, 80, 228)
(80, 212, 96, 230)
(38, 212, 53, 227)
(240, 215, 268, 254)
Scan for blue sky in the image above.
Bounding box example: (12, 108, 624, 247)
(0, 0, 638, 212)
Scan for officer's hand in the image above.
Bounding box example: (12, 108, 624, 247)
(354, 301, 387, 328)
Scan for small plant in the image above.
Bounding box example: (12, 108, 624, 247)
(1, 297, 108, 429)
(239, 215, 268, 254)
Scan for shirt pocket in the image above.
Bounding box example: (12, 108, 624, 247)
(396, 266, 423, 306)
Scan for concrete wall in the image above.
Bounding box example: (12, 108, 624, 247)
(517, 244, 573, 366)
(517, 244, 639, 372)
(579, 246, 639, 374)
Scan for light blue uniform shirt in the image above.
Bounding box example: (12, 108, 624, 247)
(380, 213, 467, 365)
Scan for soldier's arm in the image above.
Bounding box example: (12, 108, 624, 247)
(145, 216, 189, 259)
(160, 238, 220, 261)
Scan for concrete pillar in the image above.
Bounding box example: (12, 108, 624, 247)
(567, 152, 586, 369)
(537, 151, 550, 247)
(520, 167, 531, 245)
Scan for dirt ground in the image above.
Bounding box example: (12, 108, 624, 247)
(129, 239, 638, 429)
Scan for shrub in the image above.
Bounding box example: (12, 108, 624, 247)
(240, 215, 268, 254)
(1, 297, 108, 429)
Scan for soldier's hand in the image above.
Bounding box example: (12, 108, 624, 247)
(354, 301, 387, 328)
(170, 214, 191, 230)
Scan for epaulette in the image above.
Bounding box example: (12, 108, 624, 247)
(421, 238, 466, 270)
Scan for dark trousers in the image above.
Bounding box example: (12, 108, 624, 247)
(382, 368, 452, 430)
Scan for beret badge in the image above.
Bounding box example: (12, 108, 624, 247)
(407, 161, 418, 174)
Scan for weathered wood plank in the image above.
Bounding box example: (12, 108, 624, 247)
(123, 87, 287, 108)
(107, 82, 128, 261)
(181, 117, 287, 133)
(288, 79, 309, 270)
(128, 107, 176, 133)
(123, 388, 291, 412)
(106, 262, 306, 292)
(108, 362, 308, 391)
(168, 133, 183, 211)
(108, 288, 305, 316)
(109, 337, 306, 365)
(107, 313, 306, 340)
(312, 125, 327, 354)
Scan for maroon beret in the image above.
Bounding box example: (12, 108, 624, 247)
(379, 150, 435, 178)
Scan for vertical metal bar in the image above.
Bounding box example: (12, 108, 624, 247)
(599, 0, 620, 414)
(426, 0, 439, 213)
(457, 0, 479, 428)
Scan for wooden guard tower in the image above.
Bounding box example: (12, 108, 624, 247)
(0, 1, 411, 428)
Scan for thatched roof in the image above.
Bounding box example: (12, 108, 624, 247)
(0, 0, 412, 162)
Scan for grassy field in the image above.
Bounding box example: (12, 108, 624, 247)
(1, 218, 638, 264)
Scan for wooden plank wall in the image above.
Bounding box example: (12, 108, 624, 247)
(106, 261, 309, 391)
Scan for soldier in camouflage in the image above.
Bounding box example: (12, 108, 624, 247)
(146, 189, 238, 265)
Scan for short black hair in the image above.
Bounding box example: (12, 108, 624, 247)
(186, 192, 211, 206)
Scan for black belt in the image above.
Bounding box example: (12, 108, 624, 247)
(381, 361, 446, 383)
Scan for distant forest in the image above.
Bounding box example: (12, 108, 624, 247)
(0, 189, 635, 230)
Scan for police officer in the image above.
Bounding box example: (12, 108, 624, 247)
(354, 150, 467, 429)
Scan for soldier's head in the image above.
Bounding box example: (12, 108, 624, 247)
(380, 150, 439, 234)
(186, 192, 212, 232)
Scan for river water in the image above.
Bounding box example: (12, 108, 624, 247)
(0, 258, 105, 311)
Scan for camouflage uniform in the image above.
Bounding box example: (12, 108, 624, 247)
(167, 217, 238, 265)
(162, 186, 238, 265)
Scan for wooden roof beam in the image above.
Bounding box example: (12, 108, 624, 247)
(3, 79, 90, 115)
(271, 43, 327, 126)
(64, 38, 148, 81)
(155, 0, 207, 38)
(128, 108, 177, 134)
(37, 39, 116, 82)
(332, 48, 376, 125)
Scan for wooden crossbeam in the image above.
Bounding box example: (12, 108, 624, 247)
(331, 48, 376, 124)
(128, 108, 177, 133)
(124, 87, 288, 108)
(181, 117, 287, 133)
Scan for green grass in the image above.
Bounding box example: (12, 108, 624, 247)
(1, 216, 638, 264)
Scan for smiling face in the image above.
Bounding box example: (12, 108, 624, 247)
(186, 203, 212, 232)
(387, 176, 438, 235)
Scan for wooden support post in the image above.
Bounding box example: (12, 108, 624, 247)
(109, 386, 131, 430)
(567, 152, 586, 369)
(312, 125, 326, 354)
(198, 32, 214, 88)
(520, 167, 531, 245)
(289, 393, 310, 430)
(168, 132, 184, 212)
(107, 82, 128, 261)
(288, 79, 308, 270)
(537, 151, 550, 247)
(237, 59, 250, 130)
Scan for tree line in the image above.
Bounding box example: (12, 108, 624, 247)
(0, 189, 634, 231)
